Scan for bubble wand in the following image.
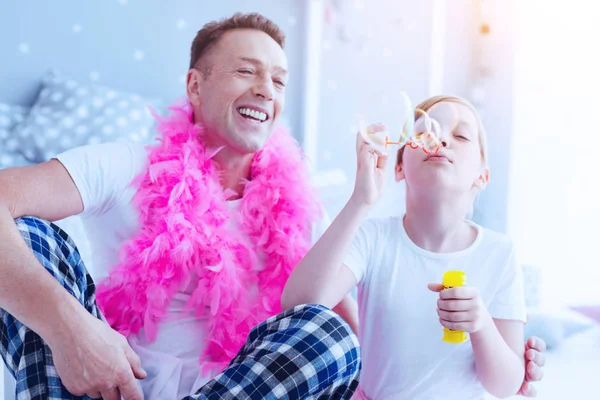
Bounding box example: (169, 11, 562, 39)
(359, 92, 442, 155)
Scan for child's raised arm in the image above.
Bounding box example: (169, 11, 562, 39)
(281, 124, 389, 310)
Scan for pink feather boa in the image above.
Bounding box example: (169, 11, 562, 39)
(96, 100, 322, 371)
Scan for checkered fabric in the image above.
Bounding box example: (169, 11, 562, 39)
(0, 216, 99, 400)
(186, 304, 361, 400)
(1, 217, 362, 400)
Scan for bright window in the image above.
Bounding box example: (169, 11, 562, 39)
(510, 0, 600, 306)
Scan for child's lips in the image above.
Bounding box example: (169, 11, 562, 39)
(425, 153, 452, 163)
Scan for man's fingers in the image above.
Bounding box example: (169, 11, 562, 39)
(118, 370, 144, 400)
(518, 381, 538, 397)
(527, 336, 547, 353)
(527, 361, 544, 382)
(526, 348, 546, 367)
(100, 388, 121, 400)
(124, 345, 147, 379)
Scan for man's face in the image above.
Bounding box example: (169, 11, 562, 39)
(187, 29, 288, 154)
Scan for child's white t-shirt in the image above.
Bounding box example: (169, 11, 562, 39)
(343, 216, 526, 400)
(56, 140, 329, 399)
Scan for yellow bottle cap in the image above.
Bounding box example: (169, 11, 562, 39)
(442, 270, 466, 288)
(443, 327, 468, 343)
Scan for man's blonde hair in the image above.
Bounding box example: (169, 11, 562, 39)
(396, 95, 488, 168)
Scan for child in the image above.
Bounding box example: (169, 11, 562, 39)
(282, 95, 527, 399)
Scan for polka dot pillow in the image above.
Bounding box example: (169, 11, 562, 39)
(12, 70, 163, 163)
(0, 102, 31, 169)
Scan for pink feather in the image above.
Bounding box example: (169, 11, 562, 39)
(96, 100, 322, 370)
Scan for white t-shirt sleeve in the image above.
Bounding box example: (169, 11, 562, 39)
(343, 219, 379, 284)
(55, 141, 148, 218)
(487, 244, 527, 322)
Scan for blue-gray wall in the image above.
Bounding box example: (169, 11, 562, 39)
(0, 0, 308, 138)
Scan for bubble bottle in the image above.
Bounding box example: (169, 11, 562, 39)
(442, 270, 468, 344)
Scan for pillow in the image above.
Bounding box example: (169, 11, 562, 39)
(570, 305, 600, 324)
(524, 307, 597, 349)
(12, 70, 163, 163)
(522, 264, 542, 308)
(0, 103, 32, 169)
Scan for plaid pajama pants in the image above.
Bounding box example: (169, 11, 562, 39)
(1, 217, 361, 400)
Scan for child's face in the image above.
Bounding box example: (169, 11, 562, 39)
(395, 102, 488, 194)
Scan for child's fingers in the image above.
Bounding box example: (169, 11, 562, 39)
(357, 123, 387, 152)
(356, 131, 366, 153)
(427, 283, 444, 292)
(376, 153, 388, 170)
(437, 309, 470, 322)
(356, 134, 373, 162)
(439, 286, 479, 300)
(437, 298, 471, 312)
(367, 122, 387, 134)
(438, 318, 472, 332)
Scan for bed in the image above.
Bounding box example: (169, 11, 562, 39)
(488, 326, 600, 400)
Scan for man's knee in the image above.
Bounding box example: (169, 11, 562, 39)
(286, 304, 361, 375)
(14, 216, 91, 302)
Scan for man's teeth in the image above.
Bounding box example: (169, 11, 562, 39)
(238, 108, 267, 122)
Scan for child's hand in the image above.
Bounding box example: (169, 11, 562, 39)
(428, 283, 493, 333)
(351, 124, 389, 206)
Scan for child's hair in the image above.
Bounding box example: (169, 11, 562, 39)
(395, 95, 488, 168)
(396, 95, 489, 219)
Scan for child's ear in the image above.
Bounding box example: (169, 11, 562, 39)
(395, 162, 406, 182)
(474, 168, 490, 189)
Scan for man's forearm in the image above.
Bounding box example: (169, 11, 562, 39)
(471, 319, 525, 398)
(0, 207, 85, 345)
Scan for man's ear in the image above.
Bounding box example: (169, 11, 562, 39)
(186, 68, 204, 107)
(474, 168, 490, 189)
(395, 162, 406, 182)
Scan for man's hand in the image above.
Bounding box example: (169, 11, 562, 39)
(518, 336, 547, 397)
(428, 283, 492, 333)
(48, 313, 146, 400)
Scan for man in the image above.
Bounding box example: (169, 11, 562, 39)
(0, 12, 545, 400)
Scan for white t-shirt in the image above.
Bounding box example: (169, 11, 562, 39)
(343, 216, 526, 400)
(56, 140, 329, 399)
